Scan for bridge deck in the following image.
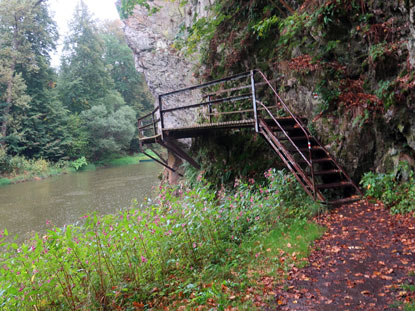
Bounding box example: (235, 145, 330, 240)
(140, 119, 256, 144)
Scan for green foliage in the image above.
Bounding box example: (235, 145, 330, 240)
(0, 153, 74, 185)
(81, 103, 136, 159)
(375, 80, 395, 108)
(71, 156, 88, 170)
(118, 0, 159, 19)
(174, 12, 226, 56)
(99, 21, 153, 116)
(360, 164, 415, 214)
(0, 169, 323, 309)
(277, 12, 308, 56)
(252, 15, 279, 38)
(369, 42, 388, 62)
(58, 1, 115, 114)
(314, 80, 341, 114)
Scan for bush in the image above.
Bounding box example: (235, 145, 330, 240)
(0, 148, 12, 174)
(360, 165, 415, 214)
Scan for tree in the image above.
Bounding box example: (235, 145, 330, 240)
(57, 2, 141, 159)
(0, 0, 45, 149)
(58, 0, 114, 113)
(81, 100, 136, 159)
(99, 20, 153, 116)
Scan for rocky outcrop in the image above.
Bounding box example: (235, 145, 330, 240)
(407, 0, 415, 67)
(121, 0, 414, 182)
(121, 1, 213, 181)
(279, 0, 415, 179)
(121, 0, 212, 129)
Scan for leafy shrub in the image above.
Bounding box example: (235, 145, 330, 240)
(0, 148, 12, 174)
(360, 165, 415, 214)
(71, 156, 88, 170)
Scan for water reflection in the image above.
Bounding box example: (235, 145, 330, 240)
(0, 162, 160, 242)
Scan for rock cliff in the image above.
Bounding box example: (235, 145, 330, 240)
(121, 0, 415, 182)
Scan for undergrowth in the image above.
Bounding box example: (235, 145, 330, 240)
(0, 169, 324, 310)
(360, 164, 415, 214)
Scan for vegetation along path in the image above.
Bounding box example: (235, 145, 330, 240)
(270, 201, 415, 310)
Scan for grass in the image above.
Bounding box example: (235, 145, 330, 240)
(0, 169, 325, 310)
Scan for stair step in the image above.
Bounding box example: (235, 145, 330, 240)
(298, 157, 332, 164)
(280, 135, 310, 141)
(327, 196, 361, 206)
(311, 169, 342, 176)
(269, 126, 296, 131)
(316, 181, 354, 189)
(288, 146, 325, 153)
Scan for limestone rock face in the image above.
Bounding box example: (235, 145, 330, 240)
(407, 0, 415, 67)
(121, 0, 212, 129)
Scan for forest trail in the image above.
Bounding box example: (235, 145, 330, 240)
(271, 201, 415, 310)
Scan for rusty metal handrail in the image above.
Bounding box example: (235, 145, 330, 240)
(253, 69, 316, 199)
(256, 101, 311, 166)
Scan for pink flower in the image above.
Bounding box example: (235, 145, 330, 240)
(255, 253, 260, 258)
(141, 256, 147, 263)
(193, 243, 197, 248)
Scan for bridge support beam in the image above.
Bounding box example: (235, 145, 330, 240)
(159, 139, 201, 170)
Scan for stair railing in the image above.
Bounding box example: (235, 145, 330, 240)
(251, 69, 317, 199)
(137, 106, 161, 140)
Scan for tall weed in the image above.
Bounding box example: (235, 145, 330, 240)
(0, 169, 323, 310)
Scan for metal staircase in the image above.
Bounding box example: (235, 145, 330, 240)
(137, 70, 362, 205)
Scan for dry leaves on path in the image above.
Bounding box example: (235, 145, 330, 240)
(268, 200, 415, 311)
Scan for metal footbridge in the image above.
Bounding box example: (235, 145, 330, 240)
(137, 70, 362, 205)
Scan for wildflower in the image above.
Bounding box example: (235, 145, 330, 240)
(67, 248, 72, 254)
(193, 243, 197, 248)
(46, 220, 51, 225)
(141, 256, 147, 263)
(255, 252, 260, 258)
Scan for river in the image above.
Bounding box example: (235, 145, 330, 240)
(0, 162, 161, 242)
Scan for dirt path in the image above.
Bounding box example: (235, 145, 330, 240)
(270, 200, 415, 310)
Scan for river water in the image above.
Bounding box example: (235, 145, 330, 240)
(0, 162, 161, 242)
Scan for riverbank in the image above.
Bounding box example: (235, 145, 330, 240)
(0, 169, 325, 310)
(0, 152, 157, 187)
